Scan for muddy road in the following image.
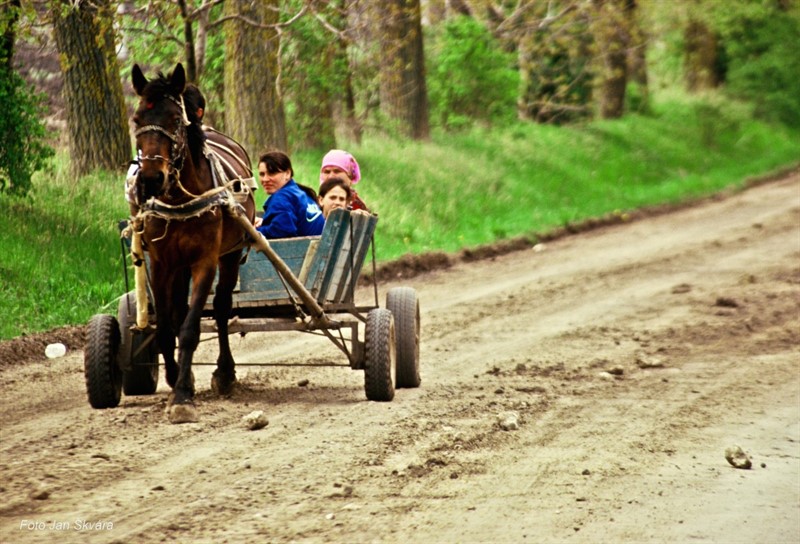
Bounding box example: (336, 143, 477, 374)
(1, 173, 799, 544)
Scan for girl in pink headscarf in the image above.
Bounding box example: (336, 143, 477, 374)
(319, 149, 369, 212)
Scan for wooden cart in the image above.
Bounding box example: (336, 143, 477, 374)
(84, 208, 421, 408)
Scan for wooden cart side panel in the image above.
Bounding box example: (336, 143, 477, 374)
(302, 210, 351, 299)
(211, 238, 315, 308)
(204, 209, 377, 311)
(330, 212, 377, 303)
(318, 213, 375, 303)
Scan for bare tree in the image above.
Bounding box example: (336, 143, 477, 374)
(50, 0, 131, 176)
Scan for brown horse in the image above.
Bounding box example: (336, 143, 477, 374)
(130, 63, 255, 423)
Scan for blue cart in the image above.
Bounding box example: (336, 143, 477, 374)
(84, 208, 421, 407)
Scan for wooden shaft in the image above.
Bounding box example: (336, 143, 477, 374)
(132, 231, 149, 329)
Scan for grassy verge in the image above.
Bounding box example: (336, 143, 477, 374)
(2, 91, 798, 339)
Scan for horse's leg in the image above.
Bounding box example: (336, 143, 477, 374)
(166, 268, 191, 391)
(167, 261, 215, 423)
(150, 263, 178, 389)
(211, 251, 242, 396)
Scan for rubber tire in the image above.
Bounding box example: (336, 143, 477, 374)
(386, 287, 421, 388)
(364, 308, 396, 402)
(118, 292, 159, 395)
(84, 314, 122, 409)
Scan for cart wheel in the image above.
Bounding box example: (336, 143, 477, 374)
(386, 287, 421, 388)
(364, 308, 396, 402)
(118, 292, 159, 395)
(84, 314, 122, 409)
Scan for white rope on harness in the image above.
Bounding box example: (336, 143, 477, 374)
(204, 138, 256, 190)
(125, 179, 242, 243)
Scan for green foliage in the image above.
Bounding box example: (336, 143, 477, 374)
(711, 0, 800, 127)
(0, 152, 128, 338)
(3, 88, 799, 339)
(426, 16, 518, 129)
(517, 4, 595, 124)
(0, 67, 54, 194)
(353, 90, 799, 259)
(645, 0, 800, 128)
(116, 2, 227, 126)
(279, 0, 346, 150)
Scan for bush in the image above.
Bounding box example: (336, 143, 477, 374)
(0, 67, 53, 194)
(427, 16, 518, 129)
(714, 2, 800, 127)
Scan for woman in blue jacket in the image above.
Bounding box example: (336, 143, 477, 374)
(255, 151, 325, 238)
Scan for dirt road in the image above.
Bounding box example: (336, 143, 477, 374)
(1, 173, 799, 544)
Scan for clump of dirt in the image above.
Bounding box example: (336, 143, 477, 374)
(366, 251, 453, 283)
(0, 325, 86, 367)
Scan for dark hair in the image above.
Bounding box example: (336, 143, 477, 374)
(183, 83, 205, 124)
(258, 150, 293, 178)
(257, 150, 318, 198)
(319, 176, 352, 200)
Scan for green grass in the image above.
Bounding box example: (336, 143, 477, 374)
(0, 160, 130, 338)
(2, 90, 798, 339)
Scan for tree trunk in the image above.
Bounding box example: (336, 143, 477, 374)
(375, 0, 430, 139)
(224, 0, 287, 155)
(684, 18, 722, 91)
(294, 39, 336, 151)
(194, 3, 211, 79)
(592, 0, 630, 119)
(425, 0, 447, 25)
(625, 0, 649, 112)
(50, 0, 131, 177)
(333, 12, 361, 145)
(342, 55, 362, 144)
(447, 0, 472, 17)
(177, 0, 198, 82)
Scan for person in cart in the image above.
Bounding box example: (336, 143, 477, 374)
(255, 150, 324, 238)
(319, 149, 369, 212)
(317, 176, 352, 219)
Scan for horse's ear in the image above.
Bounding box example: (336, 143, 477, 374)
(132, 64, 147, 96)
(171, 63, 186, 95)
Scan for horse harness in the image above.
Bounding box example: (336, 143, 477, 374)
(129, 95, 254, 248)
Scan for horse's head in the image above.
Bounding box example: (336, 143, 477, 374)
(131, 63, 188, 201)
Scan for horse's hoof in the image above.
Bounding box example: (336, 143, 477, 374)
(167, 402, 199, 424)
(211, 372, 237, 396)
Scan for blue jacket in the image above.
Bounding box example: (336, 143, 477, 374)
(257, 179, 325, 239)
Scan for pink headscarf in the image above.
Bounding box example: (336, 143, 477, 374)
(320, 149, 361, 185)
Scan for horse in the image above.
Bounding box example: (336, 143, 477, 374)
(130, 63, 256, 423)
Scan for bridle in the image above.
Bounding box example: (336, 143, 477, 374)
(129, 92, 241, 238)
(133, 93, 188, 190)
